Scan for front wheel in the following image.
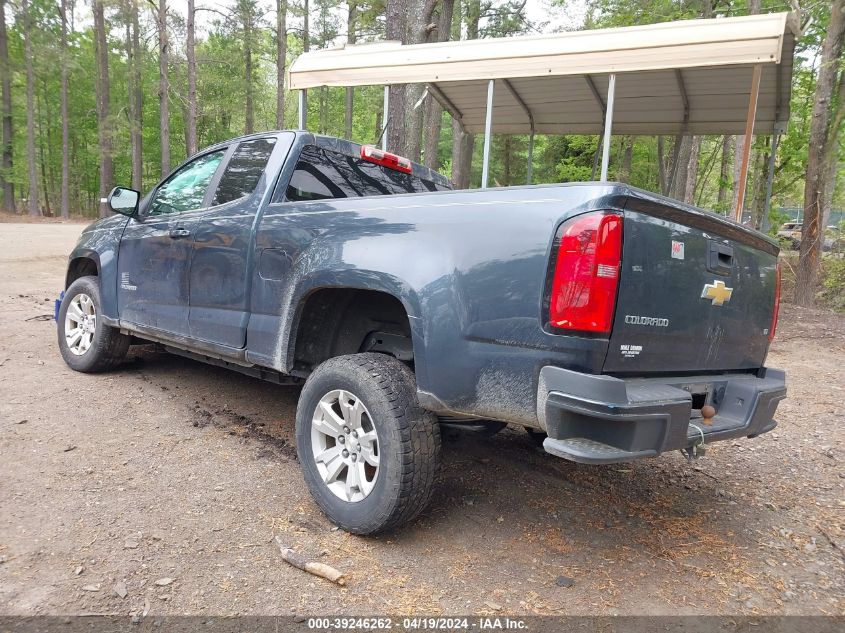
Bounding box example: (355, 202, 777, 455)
(295, 353, 441, 535)
(57, 275, 130, 373)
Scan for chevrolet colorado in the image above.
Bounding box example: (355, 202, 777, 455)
(57, 131, 786, 534)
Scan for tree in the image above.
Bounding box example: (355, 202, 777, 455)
(451, 0, 480, 188)
(23, 0, 39, 216)
(423, 0, 454, 170)
(0, 0, 13, 211)
(186, 0, 198, 156)
(157, 0, 170, 175)
(129, 0, 143, 190)
(59, 0, 70, 218)
(93, 0, 113, 218)
(796, 1, 845, 306)
(344, 0, 356, 140)
(277, 0, 287, 129)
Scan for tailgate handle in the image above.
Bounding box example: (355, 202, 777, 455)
(707, 241, 734, 275)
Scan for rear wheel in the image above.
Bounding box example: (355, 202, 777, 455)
(57, 275, 130, 373)
(295, 353, 440, 535)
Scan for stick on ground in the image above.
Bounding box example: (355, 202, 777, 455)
(274, 535, 347, 586)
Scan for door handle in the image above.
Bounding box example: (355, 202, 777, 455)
(169, 228, 191, 239)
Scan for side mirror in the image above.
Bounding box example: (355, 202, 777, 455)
(106, 186, 140, 216)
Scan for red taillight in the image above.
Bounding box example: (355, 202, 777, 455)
(360, 145, 412, 174)
(549, 211, 623, 334)
(769, 262, 781, 342)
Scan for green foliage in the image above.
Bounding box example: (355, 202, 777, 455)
(820, 258, 845, 312)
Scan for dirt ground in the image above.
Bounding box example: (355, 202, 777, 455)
(1, 221, 843, 618)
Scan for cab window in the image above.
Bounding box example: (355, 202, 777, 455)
(283, 145, 449, 202)
(212, 138, 277, 206)
(148, 150, 226, 216)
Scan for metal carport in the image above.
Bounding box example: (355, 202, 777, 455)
(289, 11, 799, 220)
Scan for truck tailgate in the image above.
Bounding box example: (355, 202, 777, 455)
(603, 195, 780, 374)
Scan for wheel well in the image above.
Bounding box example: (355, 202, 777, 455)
(292, 288, 413, 375)
(66, 257, 98, 288)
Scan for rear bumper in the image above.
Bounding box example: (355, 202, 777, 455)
(537, 366, 786, 464)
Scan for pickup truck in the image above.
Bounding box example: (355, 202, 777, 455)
(57, 131, 786, 534)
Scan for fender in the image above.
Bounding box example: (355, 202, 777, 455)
(65, 215, 130, 323)
(274, 268, 427, 376)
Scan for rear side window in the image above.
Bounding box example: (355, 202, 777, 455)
(284, 145, 447, 202)
(212, 138, 276, 206)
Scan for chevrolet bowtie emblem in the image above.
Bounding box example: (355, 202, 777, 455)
(701, 280, 733, 306)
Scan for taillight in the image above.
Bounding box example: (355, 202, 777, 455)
(360, 145, 412, 174)
(548, 211, 623, 334)
(769, 262, 781, 342)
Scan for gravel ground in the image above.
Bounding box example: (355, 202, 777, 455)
(0, 221, 843, 617)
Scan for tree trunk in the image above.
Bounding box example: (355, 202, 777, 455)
(344, 1, 356, 140)
(130, 0, 143, 190)
(796, 0, 845, 306)
(158, 0, 170, 176)
(244, 7, 254, 135)
(669, 136, 691, 200)
(385, 0, 405, 153)
(0, 0, 14, 212)
(23, 0, 39, 216)
(186, 0, 197, 156)
(276, 0, 287, 129)
(716, 135, 731, 213)
(451, 0, 479, 187)
(59, 0, 70, 217)
(386, 0, 440, 158)
(94, 0, 112, 218)
(657, 136, 667, 195)
(619, 136, 633, 183)
(683, 135, 701, 204)
(423, 0, 454, 169)
(300, 0, 309, 125)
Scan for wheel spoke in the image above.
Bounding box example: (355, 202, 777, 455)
(314, 401, 344, 437)
(322, 452, 346, 485)
(357, 461, 375, 497)
(66, 329, 82, 349)
(315, 445, 342, 465)
(344, 459, 361, 501)
(358, 430, 379, 467)
(80, 332, 93, 352)
(68, 302, 84, 321)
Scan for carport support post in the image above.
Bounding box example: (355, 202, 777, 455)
(600, 74, 616, 182)
(298, 90, 307, 130)
(761, 132, 780, 233)
(481, 79, 495, 189)
(382, 86, 390, 151)
(734, 63, 762, 223)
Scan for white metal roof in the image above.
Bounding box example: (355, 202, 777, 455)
(289, 12, 798, 135)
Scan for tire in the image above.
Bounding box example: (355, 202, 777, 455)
(57, 275, 130, 373)
(295, 353, 441, 535)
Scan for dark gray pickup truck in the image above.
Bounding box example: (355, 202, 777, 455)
(57, 131, 786, 534)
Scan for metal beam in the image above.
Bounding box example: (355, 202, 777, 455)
(427, 82, 466, 133)
(733, 64, 763, 222)
(481, 79, 495, 189)
(600, 74, 616, 182)
(382, 86, 390, 151)
(584, 75, 605, 110)
(502, 79, 535, 184)
(586, 75, 605, 180)
(298, 90, 306, 130)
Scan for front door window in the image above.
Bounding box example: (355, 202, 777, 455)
(149, 150, 226, 216)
